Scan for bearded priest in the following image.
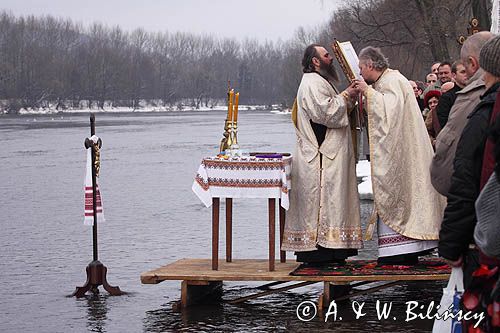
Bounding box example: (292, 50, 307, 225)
(281, 44, 363, 264)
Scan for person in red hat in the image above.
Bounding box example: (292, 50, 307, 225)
(424, 89, 442, 148)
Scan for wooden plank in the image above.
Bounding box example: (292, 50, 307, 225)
(140, 259, 451, 284)
(212, 198, 219, 270)
(334, 281, 401, 302)
(180, 280, 222, 309)
(228, 281, 317, 304)
(319, 281, 330, 310)
(279, 203, 286, 263)
(225, 198, 232, 262)
(268, 198, 275, 271)
(185, 280, 210, 286)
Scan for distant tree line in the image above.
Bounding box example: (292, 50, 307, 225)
(0, 11, 305, 113)
(0, 0, 492, 114)
(326, 0, 492, 81)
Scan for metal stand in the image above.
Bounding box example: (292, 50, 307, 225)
(73, 113, 123, 298)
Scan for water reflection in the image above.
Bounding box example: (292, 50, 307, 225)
(142, 280, 445, 332)
(85, 293, 109, 333)
(1, 112, 447, 332)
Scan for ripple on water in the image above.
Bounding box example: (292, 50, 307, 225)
(0, 113, 445, 332)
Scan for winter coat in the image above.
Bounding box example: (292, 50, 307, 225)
(430, 69, 486, 196)
(438, 82, 500, 261)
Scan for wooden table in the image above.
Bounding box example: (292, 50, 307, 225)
(211, 197, 287, 271)
(192, 156, 292, 271)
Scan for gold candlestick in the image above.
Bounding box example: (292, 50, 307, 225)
(229, 91, 239, 155)
(220, 84, 234, 153)
(230, 121, 239, 155)
(219, 119, 233, 153)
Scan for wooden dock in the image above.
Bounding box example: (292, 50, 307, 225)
(141, 258, 450, 310)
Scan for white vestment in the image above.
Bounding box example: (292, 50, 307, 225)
(364, 69, 446, 257)
(282, 73, 363, 252)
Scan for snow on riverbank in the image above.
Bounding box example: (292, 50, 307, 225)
(13, 104, 272, 115)
(356, 160, 373, 200)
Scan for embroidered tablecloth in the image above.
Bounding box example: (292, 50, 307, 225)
(192, 156, 292, 209)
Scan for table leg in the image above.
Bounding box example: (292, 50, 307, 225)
(279, 200, 286, 263)
(268, 198, 276, 271)
(212, 198, 220, 270)
(225, 198, 232, 262)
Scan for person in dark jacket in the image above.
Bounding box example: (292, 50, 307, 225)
(438, 35, 500, 288)
(435, 60, 469, 129)
(462, 93, 500, 333)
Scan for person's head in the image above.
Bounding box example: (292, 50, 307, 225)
(479, 34, 500, 90)
(451, 60, 468, 88)
(426, 73, 438, 86)
(431, 62, 441, 75)
(441, 81, 455, 94)
(424, 90, 441, 112)
(438, 61, 452, 84)
(460, 31, 494, 78)
(416, 81, 426, 95)
(358, 46, 389, 84)
(301, 44, 339, 82)
(409, 80, 419, 97)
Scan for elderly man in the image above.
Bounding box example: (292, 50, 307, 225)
(282, 44, 363, 264)
(354, 46, 446, 265)
(430, 31, 493, 196)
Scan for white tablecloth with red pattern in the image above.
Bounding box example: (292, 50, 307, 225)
(192, 156, 292, 209)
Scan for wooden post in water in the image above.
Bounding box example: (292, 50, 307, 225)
(73, 113, 123, 297)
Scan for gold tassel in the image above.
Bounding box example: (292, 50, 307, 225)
(291, 98, 298, 128)
(364, 209, 378, 241)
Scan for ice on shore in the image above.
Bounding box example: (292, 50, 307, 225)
(356, 160, 373, 200)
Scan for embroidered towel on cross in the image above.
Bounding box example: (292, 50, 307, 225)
(84, 135, 105, 226)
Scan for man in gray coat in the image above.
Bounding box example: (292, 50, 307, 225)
(430, 31, 493, 196)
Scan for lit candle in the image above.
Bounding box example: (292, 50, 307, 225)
(227, 89, 234, 120)
(233, 92, 239, 122)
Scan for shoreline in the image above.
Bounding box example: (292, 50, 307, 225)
(1, 104, 288, 116)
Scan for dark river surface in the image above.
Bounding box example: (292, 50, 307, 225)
(0, 111, 445, 332)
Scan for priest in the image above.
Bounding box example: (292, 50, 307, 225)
(281, 44, 363, 264)
(354, 46, 446, 265)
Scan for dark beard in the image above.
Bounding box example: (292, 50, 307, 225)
(318, 58, 339, 83)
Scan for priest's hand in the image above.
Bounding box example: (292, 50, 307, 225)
(343, 81, 359, 100)
(353, 79, 369, 95)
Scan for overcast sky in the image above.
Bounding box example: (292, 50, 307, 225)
(0, 0, 343, 41)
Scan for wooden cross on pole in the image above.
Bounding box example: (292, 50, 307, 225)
(73, 113, 123, 298)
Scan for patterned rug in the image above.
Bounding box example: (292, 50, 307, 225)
(290, 259, 451, 276)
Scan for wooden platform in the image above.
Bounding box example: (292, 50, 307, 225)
(140, 258, 451, 284)
(141, 259, 450, 310)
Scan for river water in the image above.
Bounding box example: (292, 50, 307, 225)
(0, 111, 444, 332)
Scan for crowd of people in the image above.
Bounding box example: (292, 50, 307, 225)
(283, 33, 500, 332)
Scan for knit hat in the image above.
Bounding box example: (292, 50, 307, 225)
(480, 35, 500, 77)
(424, 90, 441, 108)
